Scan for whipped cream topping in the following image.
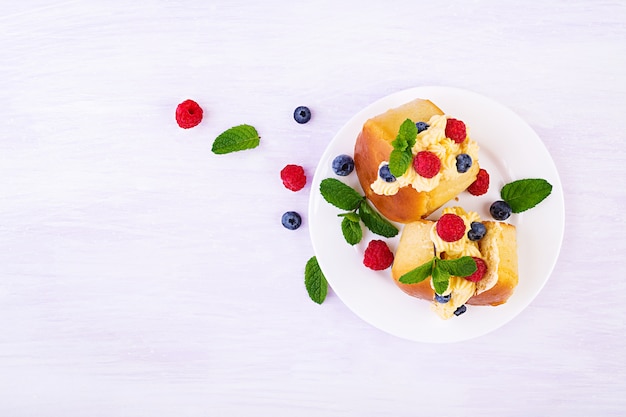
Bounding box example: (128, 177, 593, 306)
(370, 115, 479, 196)
(428, 207, 485, 320)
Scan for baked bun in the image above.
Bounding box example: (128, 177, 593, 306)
(354, 98, 480, 223)
(391, 207, 518, 318)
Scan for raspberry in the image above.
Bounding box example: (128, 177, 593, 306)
(363, 240, 394, 270)
(467, 168, 490, 196)
(175, 99, 203, 129)
(413, 151, 441, 178)
(465, 257, 487, 282)
(445, 118, 467, 144)
(280, 164, 306, 191)
(436, 213, 466, 242)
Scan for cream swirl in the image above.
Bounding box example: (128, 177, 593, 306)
(370, 114, 479, 196)
(431, 277, 476, 319)
(428, 206, 485, 319)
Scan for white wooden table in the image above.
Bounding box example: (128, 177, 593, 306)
(1, 1, 625, 415)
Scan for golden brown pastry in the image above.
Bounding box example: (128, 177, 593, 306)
(390, 207, 518, 318)
(354, 98, 480, 223)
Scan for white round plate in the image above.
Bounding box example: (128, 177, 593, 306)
(308, 86, 564, 343)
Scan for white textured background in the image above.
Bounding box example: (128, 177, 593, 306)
(1, 1, 625, 415)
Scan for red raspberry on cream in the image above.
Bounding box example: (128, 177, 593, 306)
(445, 118, 467, 144)
(465, 257, 487, 282)
(435, 213, 466, 242)
(413, 151, 441, 178)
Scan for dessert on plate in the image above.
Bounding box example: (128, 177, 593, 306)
(354, 98, 480, 223)
(391, 206, 519, 319)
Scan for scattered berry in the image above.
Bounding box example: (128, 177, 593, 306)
(467, 168, 490, 196)
(415, 121, 430, 133)
(467, 221, 487, 241)
(435, 293, 451, 303)
(413, 151, 441, 178)
(490, 200, 512, 221)
(436, 213, 466, 242)
(363, 240, 394, 270)
(465, 257, 487, 282)
(379, 164, 396, 182)
(456, 153, 472, 173)
(332, 154, 355, 176)
(293, 106, 311, 124)
(280, 164, 306, 191)
(175, 99, 203, 129)
(281, 211, 302, 230)
(445, 118, 467, 144)
(453, 305, 467, 316)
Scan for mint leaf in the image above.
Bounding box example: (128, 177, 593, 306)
(393, 118, 418, 149)
(211, 124, 260, 154)
(358, 201, 399, 238)
(431, 266, 450, 295)
(399, 258, 434, 284)
(501, 178, 553, 213)
(304, 256, 328, 304)
(341, 216, 362, 245)
(339, 212, 360, 223)
(388, 119, 417, 177)
(397, 256, 475, 292)
(437, 256, 477, 277)
(319, 178, 364, 211)
(389, 148, 413, 178)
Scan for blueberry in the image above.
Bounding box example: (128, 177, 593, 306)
(455, 153, 472, 173)
(378, 164, 396, 182)
(490, 200, 512, 221)
(415, 121, 430, 133)
(453, 305, 467, 316)
(332, 154, 355, 176)
(281, 211, 302, 230)
(467, 221, 487, 241)
(435, 293, 451, 304)
(293, 106, 311, 124)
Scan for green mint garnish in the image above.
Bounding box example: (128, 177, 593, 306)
(501, 178, 553, 213)
(431, 265, 451, 295)
(437, 256, 478, 277)
(398, 256, 477, 295)
(305, 256, 328, 304)
(388, 119, 417, 177)
(398, 258, 434, 285)
(358, 201, 399, 238)
(320, 178, 364, 211)
(340, 213, 362, 245)
(211, 124, 260, 154)
(319, 177, 398, 245)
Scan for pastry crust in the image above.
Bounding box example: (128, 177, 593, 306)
(391, 219, 518, 306)
(354, 98, 479, 223)
(391, 220, 437, 300)
(469, 222, 518, 305)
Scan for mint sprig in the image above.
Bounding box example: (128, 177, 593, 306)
(211, 124, 260, 154)
(388, 119, 417, 177)
(320, 178, 398, 245)
(340, 213, 363, 245)
(398, 256, 477, 295)
(501, 178, 553, 213)
(320, 178, 363, 210)
(304, 256, 328, 304)
(358, 201, 399, 238)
